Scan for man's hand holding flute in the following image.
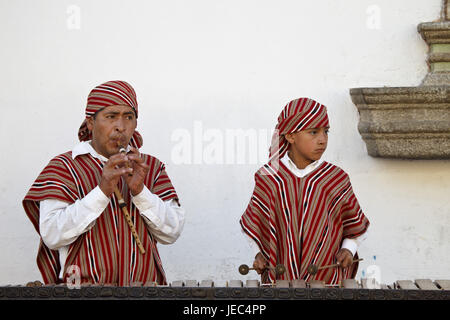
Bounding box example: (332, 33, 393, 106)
(99, 146, 149, 197)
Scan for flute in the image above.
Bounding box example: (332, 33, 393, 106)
(114, 146, 146, 254)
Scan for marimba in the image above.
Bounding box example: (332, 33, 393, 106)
(1, 278, 449, 300)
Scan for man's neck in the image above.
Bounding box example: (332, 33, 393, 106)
(88, 141, 110, 160)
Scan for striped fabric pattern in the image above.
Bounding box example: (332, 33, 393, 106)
(23, 152, 178, 285)
(269, 98, 329, 162)
(85, 81, 138, 118)
(78, 80, 143, 148)
(240, 160, 370, 284)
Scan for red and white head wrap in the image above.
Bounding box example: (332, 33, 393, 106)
(78, 80, 143, 148)
(269, 98, 329, 161)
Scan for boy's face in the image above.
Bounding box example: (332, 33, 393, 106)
(285, 127, 329, 166)
(86, 104, 137, 158)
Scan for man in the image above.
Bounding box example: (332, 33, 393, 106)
(23, 80, 185, 286)
(240, 98, 369, 284)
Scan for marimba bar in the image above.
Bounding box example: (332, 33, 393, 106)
(0, 278, 449, 300)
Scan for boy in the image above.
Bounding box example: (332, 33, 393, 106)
(240, 98, 370, 284)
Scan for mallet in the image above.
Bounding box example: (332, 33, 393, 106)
(307, 258, 363, 275)
(238, 263, 286, 276)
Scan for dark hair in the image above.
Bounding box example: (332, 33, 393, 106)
(92, 109, 102, 120)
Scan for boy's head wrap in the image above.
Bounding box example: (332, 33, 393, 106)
(269, 98, 329, 161)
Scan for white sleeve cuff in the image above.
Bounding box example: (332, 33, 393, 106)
(132, 186, 159, 209)
(132, 186, 164, 227)
(131, 187, 185, 244)
(341, 227, 369, 257)
(341, 238, 358, 256)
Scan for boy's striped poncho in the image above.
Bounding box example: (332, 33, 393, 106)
(240, 160, 370, 284)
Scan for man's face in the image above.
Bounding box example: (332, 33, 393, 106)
(285, 127, 329, 165)
(86, 104, 137, 158)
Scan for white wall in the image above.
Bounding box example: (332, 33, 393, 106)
(0, 0, 448, 286)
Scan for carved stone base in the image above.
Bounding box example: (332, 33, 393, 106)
(421, 72, 450, 86)
(350, 87, 450, 159)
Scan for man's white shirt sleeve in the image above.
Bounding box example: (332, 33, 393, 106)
(39, 186, 109, 250)
(39, 186, 185, 249)
(132, 185, 185, 244)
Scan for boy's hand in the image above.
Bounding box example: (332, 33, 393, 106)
(253, 252, 268, 274)
(335, 248, 353, 269)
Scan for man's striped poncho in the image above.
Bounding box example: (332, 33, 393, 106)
(23, 151, 179, 285)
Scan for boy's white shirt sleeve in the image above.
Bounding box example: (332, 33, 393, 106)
(341, 228, 369, 256)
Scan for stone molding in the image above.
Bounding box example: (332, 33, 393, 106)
(350, 1, 450, 159)
(350, 87, 450, 159)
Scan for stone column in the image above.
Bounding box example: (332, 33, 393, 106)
(418, 0, 450, 86)
(444, 0, 449, 20)
(349, 1, 450, 159)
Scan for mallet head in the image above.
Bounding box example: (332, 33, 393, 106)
(238, 264, 250, 275)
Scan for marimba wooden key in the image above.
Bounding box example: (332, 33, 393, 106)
(435, 279, 450, 290)
(414, 279, 439, 290)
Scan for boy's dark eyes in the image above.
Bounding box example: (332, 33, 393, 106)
(309, 129, 329, 135)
